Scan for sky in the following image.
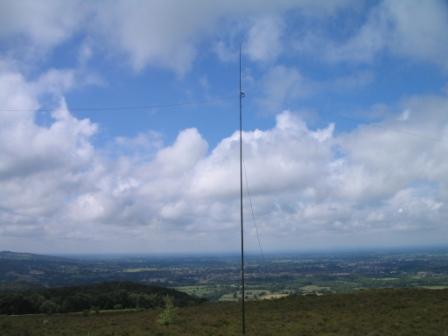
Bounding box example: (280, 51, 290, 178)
(1, 0, 448, 254)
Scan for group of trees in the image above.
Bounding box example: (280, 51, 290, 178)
(0, 282, 204, 315)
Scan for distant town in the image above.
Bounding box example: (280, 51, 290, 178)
(2, 248, 448, 302)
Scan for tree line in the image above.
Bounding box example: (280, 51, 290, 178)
(0, 281, 204, 315)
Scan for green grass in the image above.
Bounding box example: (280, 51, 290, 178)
(1, 288, 448, 335)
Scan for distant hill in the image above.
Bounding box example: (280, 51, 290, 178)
(0, 251, 216, 290)
(0, 251, 70, 262)
(0, 251, 86, 288)
(0, 281, 204, 315)
(0, 251, 169, 289)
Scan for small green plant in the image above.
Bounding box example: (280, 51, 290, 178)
(157, 296, 177, 326)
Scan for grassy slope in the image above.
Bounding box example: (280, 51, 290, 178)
(1, 288, 448, 335)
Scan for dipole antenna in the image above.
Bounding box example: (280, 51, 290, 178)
(239, 43, 246, 335)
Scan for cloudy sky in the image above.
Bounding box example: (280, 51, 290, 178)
(1, 0, 448, 254)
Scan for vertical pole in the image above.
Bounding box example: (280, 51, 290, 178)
(239, 44, 246, 335)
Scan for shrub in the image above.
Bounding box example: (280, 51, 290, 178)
(39, 300, 59, 315)
(157, 296, 177, 326)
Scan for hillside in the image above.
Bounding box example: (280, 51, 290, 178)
(0, 282, 204, 315)
(0, 251, 85, 289)
(0, 251, 70, 262)
(1, 288, 448, 335)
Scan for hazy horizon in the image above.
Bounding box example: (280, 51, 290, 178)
(4, 243, 448, 258)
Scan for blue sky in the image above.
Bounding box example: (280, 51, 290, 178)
(0, 0, 448, 253)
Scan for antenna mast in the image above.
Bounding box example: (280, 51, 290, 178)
(239, 44, 246, 335)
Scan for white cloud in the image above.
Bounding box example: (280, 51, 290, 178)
(190, 112, 332, 200)
(0, 0, 356, 74)
(154, 128, 208, 176)
(4, 0, 444, 75)
(318, 0, 448, 69)
(32, 69, 76, 95)
(113, 131, 163, 160)
(384, 0, 448, 69)
(90, 0, 354, 73)
(0, 0, 86, 54)
(91, 1, 203, 74)
(245, 16, 283, 62)
(0, 69, 98, 241)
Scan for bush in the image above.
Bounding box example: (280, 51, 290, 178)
(157, 296, 177, 326)
(39, 300, 59, 315)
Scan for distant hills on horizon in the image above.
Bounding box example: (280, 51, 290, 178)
(3, 245, 448, 259)
(0, 250, 72, 261)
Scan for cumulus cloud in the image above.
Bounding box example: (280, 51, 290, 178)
(0, 68, 98, 247)
(0, 62, 447, 252)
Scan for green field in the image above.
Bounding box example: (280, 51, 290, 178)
(174, 285, 221, 298)
(175, 285, 292, 302)
(2, 288, 448, 335)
